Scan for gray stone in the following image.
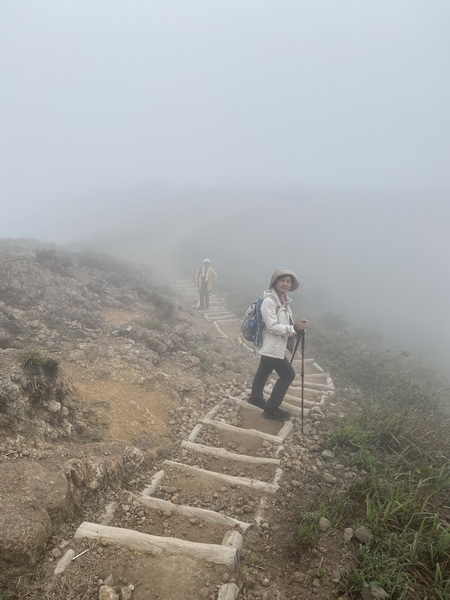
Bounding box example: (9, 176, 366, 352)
(0, 462, 67, 568)
(355, 526, 373, 544)
(47, 400, 61, 413)
(322, 472, 337, 483)
(99, 586, 119, 600)
(361, 582, 389, 600)
(322, 449, 335, 459)
(54, 549, 75, 575)
(120, 584, 134, 600)
(318, 517, 331, 531)
(343, 527, 354, 542)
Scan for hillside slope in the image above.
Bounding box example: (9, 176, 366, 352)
(1, 240, 448, 600)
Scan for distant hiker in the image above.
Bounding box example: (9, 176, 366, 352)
(194, 258, 217, 310)
(248, 268, 307, 421)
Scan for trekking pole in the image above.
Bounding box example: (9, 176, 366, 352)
(300, 330, 305, 435)
(289, 333, 301, 365)
(289, 331, 305, 434)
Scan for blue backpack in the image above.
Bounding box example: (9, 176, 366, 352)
(241, 298, 264, 347)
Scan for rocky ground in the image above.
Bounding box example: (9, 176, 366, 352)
(0, 241, 368, 600)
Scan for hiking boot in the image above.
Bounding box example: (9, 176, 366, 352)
(263, 407, 292, 421)
(248, 397, 266, 410)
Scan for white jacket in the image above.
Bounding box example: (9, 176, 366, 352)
(259, 290, 296, 359)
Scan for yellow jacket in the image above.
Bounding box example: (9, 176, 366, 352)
(194, 266, 217, 292)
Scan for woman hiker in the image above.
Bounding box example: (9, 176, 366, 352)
(248, 268, 307, 421)
(194, 258, 217, 310)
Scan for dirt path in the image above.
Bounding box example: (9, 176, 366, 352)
(10, 283, 353, 600)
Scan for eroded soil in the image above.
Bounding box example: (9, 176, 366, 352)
(3, 301, 355, 600)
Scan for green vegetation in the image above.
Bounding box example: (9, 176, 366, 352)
(137, 319, 167, 333)
(22, 350, 59, 377)
(35, 247, 73, 276)
(76, 248, 132, 276)
(136, 286, 175, 322)
(219, 283, 449, 598)
(0, 335, 13, 349)
(303, 314, 450, 600)
(296, 505, 327, 549)
(243, 554, 266, 570)
(22, 350, 60, 402)
(75, 248, 155, 290)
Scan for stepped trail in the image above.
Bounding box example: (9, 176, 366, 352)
(5, 282, 355, 600)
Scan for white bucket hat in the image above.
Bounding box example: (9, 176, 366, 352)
(269, 268, 300, 291)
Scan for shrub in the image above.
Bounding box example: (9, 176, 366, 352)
(23, 350, 58, 376)
(35, 247, 73, 276)
(22, 350, 60, 403)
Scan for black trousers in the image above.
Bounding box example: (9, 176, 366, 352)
(199, 287, 210, 309)
(251, 355, 295, 410)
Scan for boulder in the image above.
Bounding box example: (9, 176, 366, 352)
(0, 461, 69, 572)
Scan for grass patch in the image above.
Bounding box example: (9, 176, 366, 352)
(249, 306, 450, 599)
(22, 350, 59, 377)
(137, 319, 168, 333)
(22, 350, 60, 403)
(316, 324, 450, 598)
(296, 504, 327, 549)
(219, 282, 450, 599)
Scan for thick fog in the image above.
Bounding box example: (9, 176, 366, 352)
(1, 2, 449, 373)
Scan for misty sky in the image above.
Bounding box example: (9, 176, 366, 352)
(1, 2, 449, 373)
(1, 0, 450, 236)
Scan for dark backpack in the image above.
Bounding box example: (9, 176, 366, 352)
(241, 298, 264, 347)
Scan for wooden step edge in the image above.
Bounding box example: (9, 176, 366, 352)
(280, 400, 311, 416)
(264, 391, 320, 406)
(187, 423, 203, 443)
(207, 318, 237, 322)
(163, 460, 279, 495)
(290, 381, 330, 391)
(292, 358, 316, 365)
(204, 398, 228, 421)
(222, 530, 244, 550)
(308, 371, 330, 377)
(142, 469, 165, 496)
(53, 549, 76, 576)
(218, 582, 240, 600)
(228, 394, 295, 421)
(131, 492, 252, 533)
(200, 418, 283, 444)
(74, 522, 239, 569)
(225, 396, 294, 439)
(181, 440, 281, 466)
(277, 420, 294, 440)
(265, 383, 325, 396)
(272, 466, 284, 487)
(213, 322, 229, 338)
(237, 338, 257, 353)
